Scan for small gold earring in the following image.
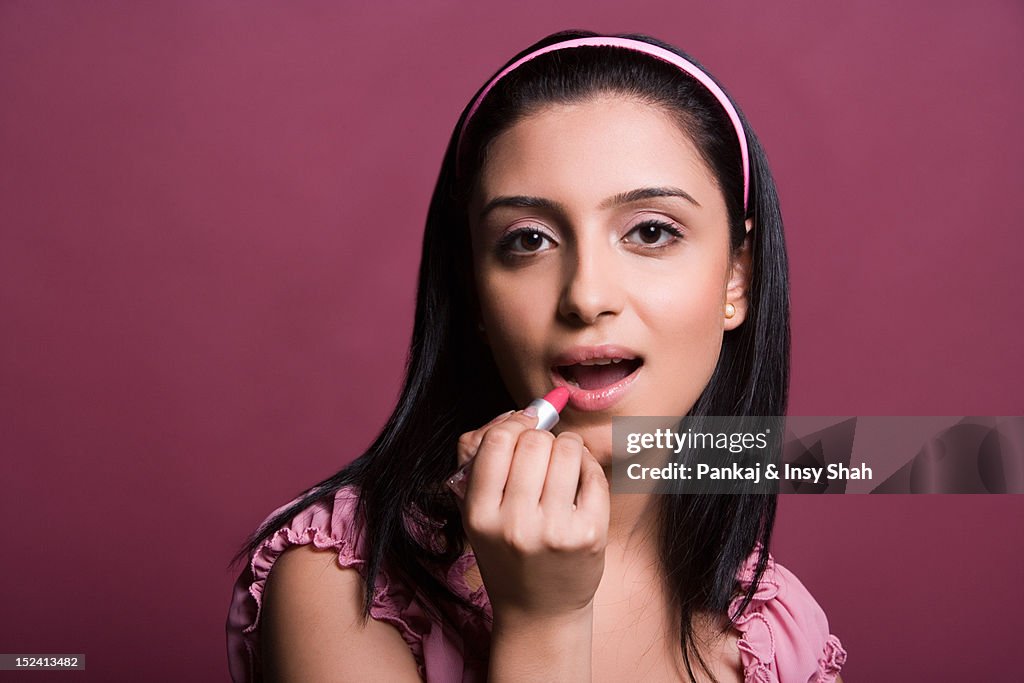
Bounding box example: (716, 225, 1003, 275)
(724, 303, 736, 319)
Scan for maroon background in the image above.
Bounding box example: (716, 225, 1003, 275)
(2, 1, 1022, 680)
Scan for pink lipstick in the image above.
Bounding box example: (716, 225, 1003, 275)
(446, 387, 570, 499)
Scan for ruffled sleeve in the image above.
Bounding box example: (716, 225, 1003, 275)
(225, 487, 449, 682)
(731, 551, 847, 682)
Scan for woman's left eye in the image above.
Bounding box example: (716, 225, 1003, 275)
(624, 219, 684, 247)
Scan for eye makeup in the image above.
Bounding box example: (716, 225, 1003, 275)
(493, 216, 686, 259)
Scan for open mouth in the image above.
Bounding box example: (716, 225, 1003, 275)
(554, 357, 644, 391)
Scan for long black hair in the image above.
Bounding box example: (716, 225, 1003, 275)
(231, 28, 789, 682)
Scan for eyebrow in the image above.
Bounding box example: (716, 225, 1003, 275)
(477, 186, 702, 222)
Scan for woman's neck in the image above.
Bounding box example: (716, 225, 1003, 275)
(605, 473, 660, 554)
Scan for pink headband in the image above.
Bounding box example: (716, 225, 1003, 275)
(456, 36, 751, 213)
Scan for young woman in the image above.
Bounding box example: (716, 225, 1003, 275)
(226, 30, 847, 682)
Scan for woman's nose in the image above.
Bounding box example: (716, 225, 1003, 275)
(557, 237, 625, 325)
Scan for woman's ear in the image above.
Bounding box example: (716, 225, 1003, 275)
(724, 220, 753, 331)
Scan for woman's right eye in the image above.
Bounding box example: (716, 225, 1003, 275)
(496, 228, 557, 256)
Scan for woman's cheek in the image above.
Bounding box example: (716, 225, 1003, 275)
(645, 287, 725, 410)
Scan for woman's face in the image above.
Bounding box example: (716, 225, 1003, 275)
(468, 94, 751, 463)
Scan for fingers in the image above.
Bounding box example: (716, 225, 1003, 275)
(456, 410, 516, 467)
(503, 428, 555, 507)
(458, 409, 602, 532)
(540, 432, 584, 511)
(498, 410, 548, 432)
(573, 446, 610, 534)
(463, 413, 543, 511)
(468, 409, 565, 505)
(461, 408, 566, 511)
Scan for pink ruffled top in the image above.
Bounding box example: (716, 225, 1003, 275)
(226, 486, 846, 682)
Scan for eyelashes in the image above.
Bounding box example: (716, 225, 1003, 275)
(496, 227, 556, 255)
(627, 219, 685, 247)
(495, 219, 685, 258)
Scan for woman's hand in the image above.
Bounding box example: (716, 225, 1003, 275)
(455, 409, 610, 622)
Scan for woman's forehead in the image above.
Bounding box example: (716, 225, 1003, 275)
(471, 95, 723, 215)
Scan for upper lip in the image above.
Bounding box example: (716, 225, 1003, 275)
(550, 344, 643, 367)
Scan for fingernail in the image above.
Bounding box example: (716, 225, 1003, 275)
(446, 461, 472, 499)
(522, 405, 538, 418)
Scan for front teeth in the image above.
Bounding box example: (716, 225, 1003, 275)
(577, 358, 624, 366)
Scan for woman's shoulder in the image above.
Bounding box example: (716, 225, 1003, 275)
(732, 550, 847, 683)
(226, 485, 426, 681)
(249, 485, 370, 570)
(238, 485, 374, 615)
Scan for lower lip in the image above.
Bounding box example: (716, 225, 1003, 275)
(551, 363, 642, 412)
